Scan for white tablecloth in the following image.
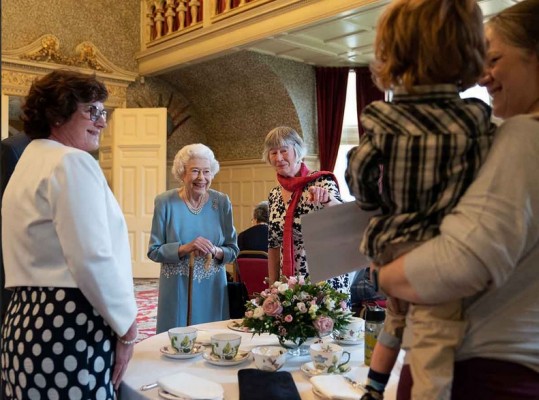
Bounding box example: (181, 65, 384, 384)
(120, 320, 402, 400)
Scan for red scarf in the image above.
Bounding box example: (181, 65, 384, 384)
(277, 162, 338, 277)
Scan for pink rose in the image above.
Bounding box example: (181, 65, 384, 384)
(262, 295, 283, 316)
(340, 300, 348, 310)
(298, 275, 306, 285)
(313, 316, 334, 335)
(287, 276, 298, 288)
(284, 314, 293, 323)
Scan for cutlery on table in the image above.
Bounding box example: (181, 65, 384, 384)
(343, 376, 367, 392)
(140, 382, 158, 391)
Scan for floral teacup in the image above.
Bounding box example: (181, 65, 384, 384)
(210, 333, 241, 360)
(168, 327, 197, 353)
(337, 317, 365, 341)
(252, 345, 287, 371)
(309, 343, 350, 373)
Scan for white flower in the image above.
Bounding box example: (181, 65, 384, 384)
(253, 307, 265, 319)
(298, 291, 310, 301)
(277, 283, 289, 294)
(296, 302, 308, 313)
(324, 298, 335, 310)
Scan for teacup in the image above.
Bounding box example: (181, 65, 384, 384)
(168, 327, 197, 354)
(210, 333, 241, 360)
(251, 345, 287, 371)
(309, 342, 351, 373)
(337, 317, 365, 341)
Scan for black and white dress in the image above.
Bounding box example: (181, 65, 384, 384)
(268, 174, 351, 294)
(1, 287, 116, 399)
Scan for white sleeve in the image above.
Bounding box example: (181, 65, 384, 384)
(49, 151, 137, 335)
(405, 116, 539, 303)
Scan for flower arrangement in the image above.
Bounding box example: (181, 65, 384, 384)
(241, 275, 353, 347)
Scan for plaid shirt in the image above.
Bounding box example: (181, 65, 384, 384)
(346, 84, 496, 259)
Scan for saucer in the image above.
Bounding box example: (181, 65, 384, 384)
(158, 389, 189, 400)
(227, 319, 254, 333)
(335, 336, 364, 346)
(202, 349, 251, 366)
(160, 344, 204, 359)
(301, 361, 351, 377)
(312, 386, 325, 399)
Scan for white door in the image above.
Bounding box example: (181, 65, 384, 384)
(2, 94, 9, 140)
(99, 108, 167, 278)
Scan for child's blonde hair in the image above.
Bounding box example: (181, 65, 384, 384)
(371, 0, 485, 92)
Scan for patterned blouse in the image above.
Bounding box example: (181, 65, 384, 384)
(268, 173, 350, 294)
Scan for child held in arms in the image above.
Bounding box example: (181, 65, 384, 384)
(345, 0, 496, 399)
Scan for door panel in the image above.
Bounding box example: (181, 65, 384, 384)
(100, 108, 167, 278)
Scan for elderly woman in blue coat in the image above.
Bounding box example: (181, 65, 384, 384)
(148, 143, 239, 332)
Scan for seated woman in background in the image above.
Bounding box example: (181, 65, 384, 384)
(147, 144, 239, 333)
(264, 126, 351, 294)
(237, 201, 269, 256)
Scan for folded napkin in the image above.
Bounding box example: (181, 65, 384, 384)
(310, 375, 364, 400)
(238, 369, 301, 400)
(158, 372, 224, 400)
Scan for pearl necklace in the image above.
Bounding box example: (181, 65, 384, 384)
(183, 191, 206, 215)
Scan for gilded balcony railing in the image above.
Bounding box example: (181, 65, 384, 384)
(143, 0, 274, 45)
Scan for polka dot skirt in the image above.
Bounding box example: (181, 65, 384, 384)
(1, 287, 115, 400)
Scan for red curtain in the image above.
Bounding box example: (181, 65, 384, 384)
(354, 67, 384, 137)
(315, 67, 349, 171)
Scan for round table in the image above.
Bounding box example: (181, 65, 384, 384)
(120, 319, 401, 399)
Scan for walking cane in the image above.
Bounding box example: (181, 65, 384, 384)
(187, 253, 195, 326)
(187, 253, 212, 326)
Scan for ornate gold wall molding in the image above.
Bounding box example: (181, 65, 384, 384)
(2, 34, 138, 108)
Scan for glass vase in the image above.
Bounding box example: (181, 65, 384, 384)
(278, 336, 318, 357)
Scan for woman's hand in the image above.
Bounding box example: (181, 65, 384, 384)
(179, 236, 215, 258)
(307, 185, 331, 205)
(112, 320, 137, 390)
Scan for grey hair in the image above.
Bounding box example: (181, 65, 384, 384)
(172, 143, 220, 183)
(262, 126, 307, 164)
(253, 201, 269, 223)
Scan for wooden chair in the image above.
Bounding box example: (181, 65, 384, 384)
(235, 250, 268, 298)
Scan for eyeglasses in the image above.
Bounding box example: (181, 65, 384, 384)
(85, 105, 107, 122)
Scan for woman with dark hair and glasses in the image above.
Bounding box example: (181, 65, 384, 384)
(1, 70, 138, 399)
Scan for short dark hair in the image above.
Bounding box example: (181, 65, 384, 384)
(22, 70, 108, 139)
(253, 201, 269, 223)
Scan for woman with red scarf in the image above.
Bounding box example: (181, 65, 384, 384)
(263, 126, 351, 294)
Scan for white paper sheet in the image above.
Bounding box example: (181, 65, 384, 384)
(301, 201, 376, 282)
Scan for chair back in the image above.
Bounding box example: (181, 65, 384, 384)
(237, 250, 268, 259)
(236, 251, 268, 298)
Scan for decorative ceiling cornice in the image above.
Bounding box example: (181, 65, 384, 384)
(2, 34, 139, 108)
